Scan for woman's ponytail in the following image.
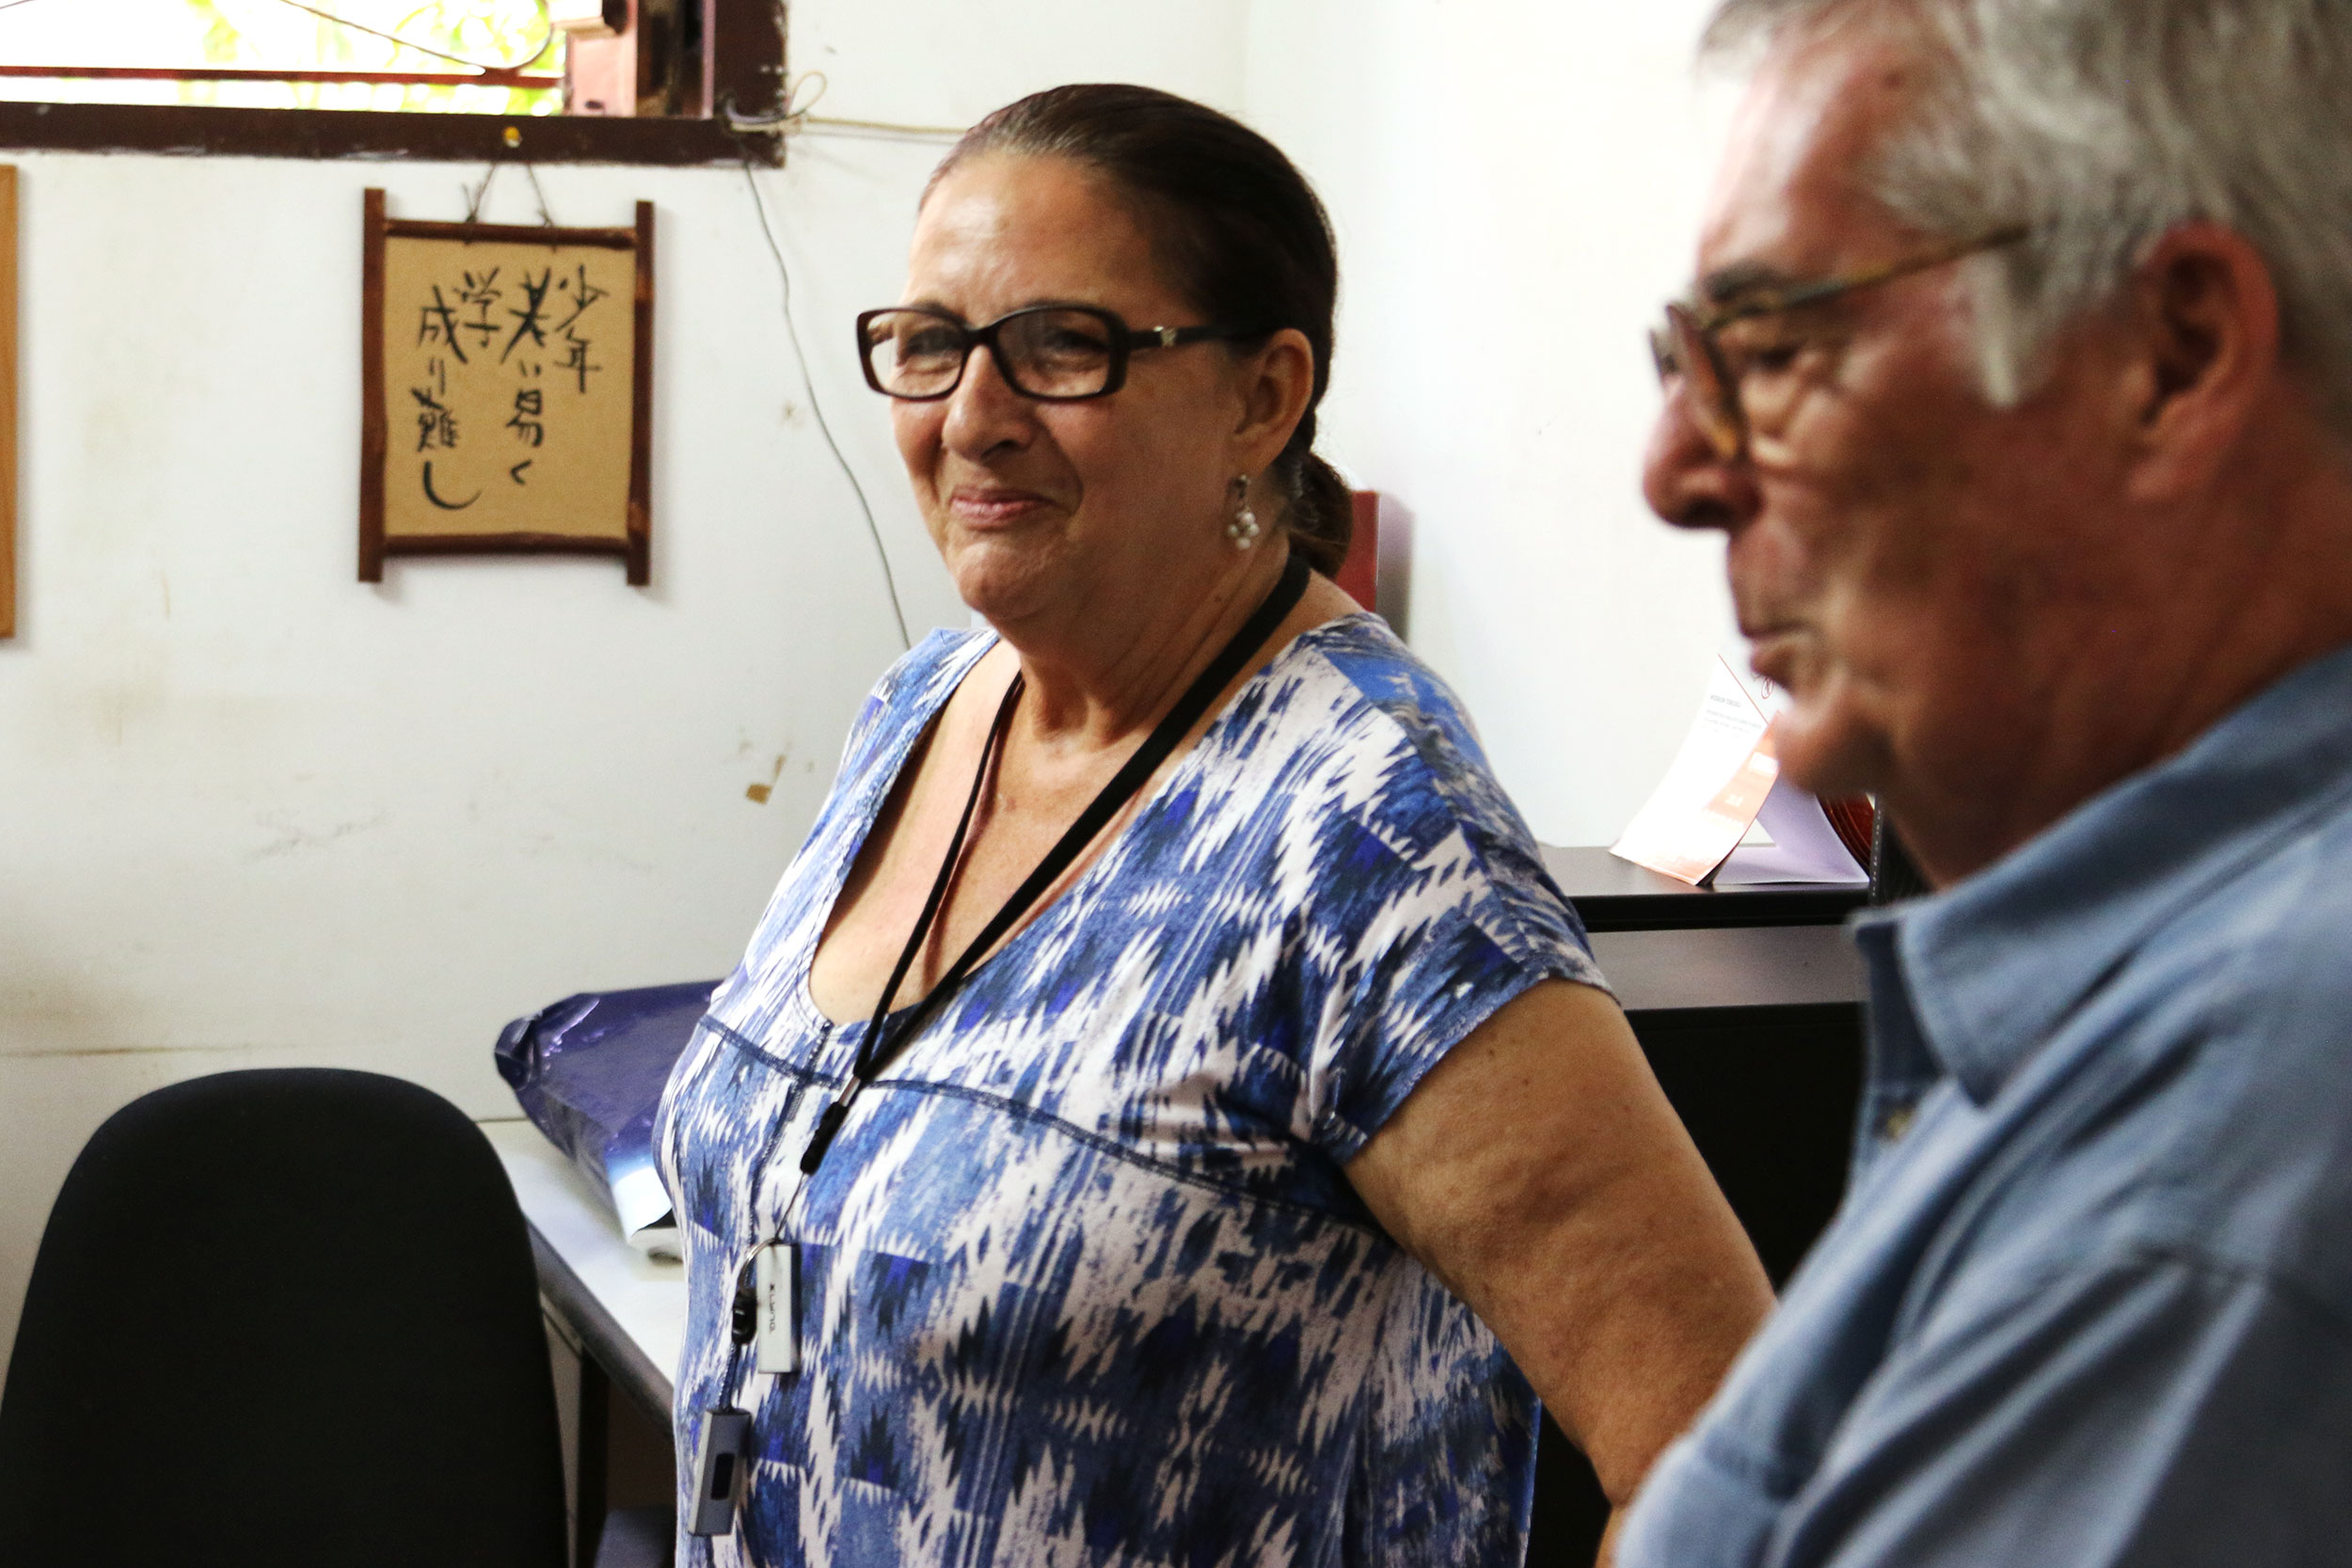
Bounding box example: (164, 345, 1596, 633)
(1281, 451, 1355, 578)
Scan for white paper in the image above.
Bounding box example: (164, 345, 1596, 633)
(1611, 657, 1779, 885)
(1713, 772, 1870, 885)
(607, 1161, 675, 1239)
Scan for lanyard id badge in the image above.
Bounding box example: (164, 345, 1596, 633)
(753, 1240, 799, 1374)
(725, 1233, 802, 1377)
(686, 1406, 753, 1536)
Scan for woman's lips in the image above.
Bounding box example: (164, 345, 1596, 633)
(948, 487, 1055, 529)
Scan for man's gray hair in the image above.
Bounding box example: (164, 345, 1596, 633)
(1706, 0, 2352, 430)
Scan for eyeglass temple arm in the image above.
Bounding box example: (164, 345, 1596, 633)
(1131, 323, 1276, 352)
(1697, 224, 2031, 329)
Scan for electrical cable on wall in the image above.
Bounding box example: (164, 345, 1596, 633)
(725, 71, 966, 144)
(738, 155, 914, 651)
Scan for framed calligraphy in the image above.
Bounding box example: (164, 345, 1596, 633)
(359, 187, 654, 585)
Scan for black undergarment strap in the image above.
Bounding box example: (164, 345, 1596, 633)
(799, 550, 1312, 1177)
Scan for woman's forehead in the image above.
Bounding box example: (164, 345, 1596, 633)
(905, 153, 1184, 317)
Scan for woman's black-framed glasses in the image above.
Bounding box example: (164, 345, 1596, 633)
(856, 305, 1266, 402)
(1650, 224, 2030, 461)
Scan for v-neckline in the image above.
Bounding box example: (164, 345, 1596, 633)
(792, 620, 1341, 1039)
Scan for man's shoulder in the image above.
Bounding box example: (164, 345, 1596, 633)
(2140, 783, 2352, 1047)
(1982, 792, 2352, 1321)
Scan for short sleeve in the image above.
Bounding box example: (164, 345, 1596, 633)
(1292, 758, 1607, 1163)
(1771, 1252, 2352, 1567)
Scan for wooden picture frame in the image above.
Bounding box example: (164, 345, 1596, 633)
(1, 165, 16, 638)
(360, 188, 654, 585)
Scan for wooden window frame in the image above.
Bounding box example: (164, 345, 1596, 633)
(1, 165, 14, 639)
(0, 0, 784, 167)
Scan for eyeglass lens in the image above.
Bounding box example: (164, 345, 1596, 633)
(862, 308, 1121, 400)
(1662, 304, 1746, 461)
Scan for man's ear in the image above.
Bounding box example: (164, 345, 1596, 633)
(1231, 327, 1317, 473)
(2121, 221, 2281, 502)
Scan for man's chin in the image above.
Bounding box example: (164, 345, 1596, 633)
(1772, 705, 1889, 801)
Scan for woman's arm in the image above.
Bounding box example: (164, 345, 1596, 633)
(1345, 979, 1772, 1523)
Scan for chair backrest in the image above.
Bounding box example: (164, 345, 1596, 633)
(0, 1069, 567, 1568)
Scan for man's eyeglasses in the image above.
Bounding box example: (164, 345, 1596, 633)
(1650, 225, 2030, 460)
(856, 305, 1267, 402)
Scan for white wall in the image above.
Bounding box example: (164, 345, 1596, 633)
(1, 0, 1746, 1369)
(0, 0, 1246, 1368)
(1244, 0, 1742, 847)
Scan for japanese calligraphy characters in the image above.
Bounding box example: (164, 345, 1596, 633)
(361, 191, 652, 584)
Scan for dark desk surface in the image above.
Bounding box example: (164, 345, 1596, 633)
(1540, 844, 1869, 933)
(1590, 924, 1864, 1014)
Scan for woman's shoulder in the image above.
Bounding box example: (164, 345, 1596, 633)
(1295, 611, 1485, 729)
(1235, 611, 1606, 1019)
(1273, 614, 1517, 828)
(1249, 613, 1581, 936)
(841, 626, 996, 766)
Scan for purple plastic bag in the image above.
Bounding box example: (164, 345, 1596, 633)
(493, 980, 719, 1249)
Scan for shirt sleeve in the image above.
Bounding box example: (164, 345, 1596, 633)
(1296, 786, 1609, 1164)
(1777, 1250, 2352, 1567)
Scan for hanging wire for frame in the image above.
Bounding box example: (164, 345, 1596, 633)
(462, 158, 558, 227)
(737, 152, 914, 650)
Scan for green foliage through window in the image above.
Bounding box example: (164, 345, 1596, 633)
(0, 0, 564, 116)
(179, 0, 561, 114)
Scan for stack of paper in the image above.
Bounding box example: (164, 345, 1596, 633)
(1612, 656, 1870, 888)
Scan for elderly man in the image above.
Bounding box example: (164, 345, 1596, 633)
(1626, 0, 2352, 1562)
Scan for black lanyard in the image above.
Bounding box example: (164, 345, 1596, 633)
(792, 548, 1311, 1181)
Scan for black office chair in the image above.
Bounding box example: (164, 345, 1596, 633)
(0, 1069, 572, 1568)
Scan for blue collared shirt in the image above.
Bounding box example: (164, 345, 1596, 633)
(1620, 642, 2352, 1568)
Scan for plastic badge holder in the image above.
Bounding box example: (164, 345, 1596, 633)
(493, 979, 723, 1257)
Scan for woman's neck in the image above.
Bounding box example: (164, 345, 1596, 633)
(993, 543, 1293, 754)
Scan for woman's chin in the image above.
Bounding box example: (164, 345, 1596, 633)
(946, 525, 1087, 616)
(949, 551, 1054, 628)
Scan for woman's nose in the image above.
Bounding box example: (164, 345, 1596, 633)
(1642, 388, 1759, 534)
(941, 344, 1036, 458)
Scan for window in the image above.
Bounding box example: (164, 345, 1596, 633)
(0, 0, 785, 164)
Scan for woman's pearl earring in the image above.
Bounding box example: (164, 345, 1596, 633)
(1224, 475, 1262, 550)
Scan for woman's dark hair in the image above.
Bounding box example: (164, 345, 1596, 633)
(929, 84, 1353, 577)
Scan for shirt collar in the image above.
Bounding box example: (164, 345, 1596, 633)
(1853, 640, 2352, 1105)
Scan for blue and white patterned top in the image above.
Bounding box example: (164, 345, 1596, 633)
(658, 612, 1605, 1567)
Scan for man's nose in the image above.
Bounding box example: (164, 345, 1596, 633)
(1642, 389, 1759, 534)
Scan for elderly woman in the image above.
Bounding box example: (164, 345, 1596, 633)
(659, 84, 1771, 1565)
